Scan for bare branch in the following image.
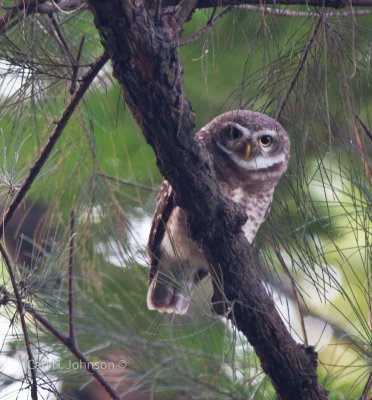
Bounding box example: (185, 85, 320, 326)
(276, 17, 322, 120)
(179, 6, 232, 46)
(67, 210, 76, 347)
(235, 4, 372, 16)
(0, 282, 120, 400)
(97, 172, 159, 192)
(0, 0, 85, 33)
(360, 372, 372, 400)
(0, 243, 38, 400)
(355, 114, 372, 142)
(0, 51, 109, 238)
(176, 0, 198, 24)
(164, 0, 372, 8)
(27, 305, 121, 400)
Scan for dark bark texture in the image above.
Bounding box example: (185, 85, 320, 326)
(86, 1, 328, 399)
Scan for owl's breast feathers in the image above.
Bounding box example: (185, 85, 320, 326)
(227, 186, 274, 243)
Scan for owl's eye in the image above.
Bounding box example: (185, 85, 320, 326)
(226, 126, 243, 141)
(259, 135, 273, 147)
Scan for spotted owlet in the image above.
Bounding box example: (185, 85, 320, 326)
(147, 110, 290, 314)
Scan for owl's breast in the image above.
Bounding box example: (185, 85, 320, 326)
(229, 187, 274, 244)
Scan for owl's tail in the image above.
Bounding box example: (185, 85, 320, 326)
(146, 272, 191, 315)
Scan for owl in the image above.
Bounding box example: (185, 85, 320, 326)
(147, 110, 290, 314)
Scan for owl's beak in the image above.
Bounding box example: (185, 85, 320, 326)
(244, 143, 251, 159)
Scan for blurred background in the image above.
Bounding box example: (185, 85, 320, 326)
(0, 3, 370, 399)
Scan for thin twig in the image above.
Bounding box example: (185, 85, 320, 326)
(47, 14, 75, 82)
(0, 243, 38, 400)
(0, 0, 85, 33)
(0, 285, 120, 400)
(355, 114, 372, 142)
(176, 0, 198, 25)
(97, 172, 159, 192)
(235, 4, 372, 17)
(275, 249, 308, 346)
(0, 51, 109, 238)
(70, 36, 86, 95)
(67, 210, 76, 346)
(360, 372, 372, 400)
(179, 6, 232, 46)
(343, 72, 372, 185)
(24, 302, 121, 400)
(276, 16, 323, 120)
(163, 0, 372, 7)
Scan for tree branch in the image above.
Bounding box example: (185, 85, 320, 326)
(68, 210, 77, 347)
(0, 243, 38, 399)
(0, 51, 109, 238)
(276, 17, 322, 120)
(0, 287, 121, 400)
(164, 0, 372, 8)
(86, 1, 328, 398)
(0, 0, 85, 33)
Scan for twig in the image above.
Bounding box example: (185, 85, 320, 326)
(276, 16, 322, 120)
(355, 114, 372, 142)
(24, 302, 121, 400)
(97, 172, 159, 192)
(275, 249, 308, 346)
(0, 281, 120, 400)
(176, 0, 198, 25)
(70, 36, 86, 95)
(235, 4, 372, 16)
(67, 210, 76, 346)
(179, 6, 232, 46)
(360, 372, 372, 400)
(0, 243, 38, 400)
(47, 14, 75, 81)
(0, 0, 85, 33)
(0, 51, 109, 239)
(343, 72, 372, 185)
(163, 0, 372, 8)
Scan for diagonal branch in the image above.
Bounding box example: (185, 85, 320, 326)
(0, 51, 109, 238)
(0, 0, 85, 33)
(164, 0, 372, 8)
(0, 286, 121, 400)
(0, 243, 38, 399)
(86, 1, 328, 398)
(68, 210, 77, 346)
(276, 16, 322, 120)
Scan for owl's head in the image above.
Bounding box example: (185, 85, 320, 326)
(197, 110, 290, 191)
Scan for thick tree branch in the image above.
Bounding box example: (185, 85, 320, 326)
(87, 1, 328, 398)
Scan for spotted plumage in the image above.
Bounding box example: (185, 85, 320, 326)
(147, 110, 290, 314)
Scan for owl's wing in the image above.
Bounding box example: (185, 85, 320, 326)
(147, 180, 175, 283)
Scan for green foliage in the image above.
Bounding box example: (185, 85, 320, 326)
(0, 5, 370, 400)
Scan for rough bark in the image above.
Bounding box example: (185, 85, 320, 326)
(86, 1, 328, 399)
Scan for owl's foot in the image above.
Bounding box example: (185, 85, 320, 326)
(146, 273, 191, 315)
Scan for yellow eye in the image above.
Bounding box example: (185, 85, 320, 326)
(259, 135, 273, 147)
